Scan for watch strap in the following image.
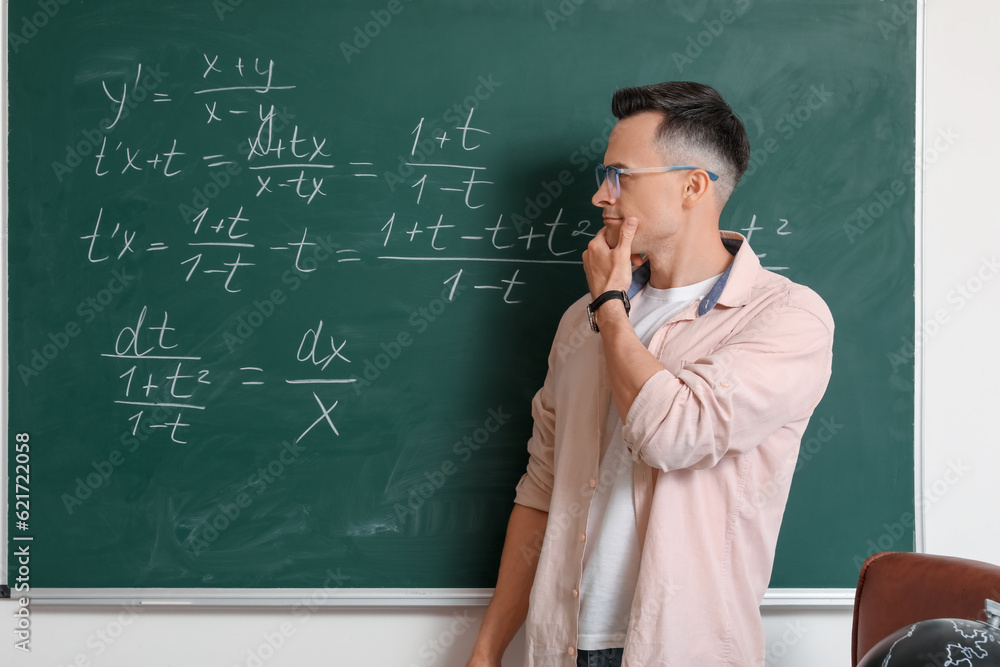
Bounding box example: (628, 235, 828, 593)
(587, 290, 630, 332)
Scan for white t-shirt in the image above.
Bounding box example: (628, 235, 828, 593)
(577, 273, 721, 651)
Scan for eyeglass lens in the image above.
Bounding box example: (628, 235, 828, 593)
(595, 165, 618, 197)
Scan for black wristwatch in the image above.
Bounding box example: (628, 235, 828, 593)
(587, 290, 630, 332)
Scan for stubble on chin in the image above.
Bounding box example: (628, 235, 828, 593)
(602, 219, 622, 249)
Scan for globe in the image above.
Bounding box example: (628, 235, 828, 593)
(858, 617, 1000, 666)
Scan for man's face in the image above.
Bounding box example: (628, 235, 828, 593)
(591, 111, 680, 251)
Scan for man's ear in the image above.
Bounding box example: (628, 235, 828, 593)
(681, 170, 712, 208)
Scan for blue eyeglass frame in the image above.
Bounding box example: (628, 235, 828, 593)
(595, 164, 720, 198)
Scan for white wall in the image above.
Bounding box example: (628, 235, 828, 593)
(920, 1, 1000, 564)
(3, 1, 998, 665)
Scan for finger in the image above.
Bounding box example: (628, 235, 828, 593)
(590, 224, 609, 249)
(617, 217, 638, 254)
(630, 253, 644, 269)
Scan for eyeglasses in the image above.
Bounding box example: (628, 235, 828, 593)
(595, 164, 720, 199)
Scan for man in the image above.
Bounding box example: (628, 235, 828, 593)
(467, 82, 834, 666)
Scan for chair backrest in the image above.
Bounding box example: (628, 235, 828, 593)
(852, 551, 1000, 665)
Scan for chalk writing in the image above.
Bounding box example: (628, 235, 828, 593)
(77, 52, 797, 446)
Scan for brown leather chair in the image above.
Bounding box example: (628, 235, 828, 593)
(852, 551, 1000, 665)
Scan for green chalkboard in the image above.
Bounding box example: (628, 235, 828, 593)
(6, 0, 915, 592)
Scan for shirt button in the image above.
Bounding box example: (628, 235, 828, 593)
(720, 380, 731, 388)
(572, 589, 579, 598)
(589, 478, 597, 488)
(568, 647, 577, 656)
(579, 532, 586, 542)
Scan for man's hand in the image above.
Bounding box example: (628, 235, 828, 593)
(582, 217, 642, 299)
(582, 216, 664, 421)
(466, 505, 547, 667)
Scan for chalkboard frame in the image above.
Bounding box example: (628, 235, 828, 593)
(13, 587, 858, 608)
(3, 0, 922, 603)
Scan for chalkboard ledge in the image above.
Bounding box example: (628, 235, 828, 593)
(762, 588, 856, 608)
(14, 588, 496, 607)
(13, 588, 856, 608)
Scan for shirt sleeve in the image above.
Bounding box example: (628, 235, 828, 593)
(513, 299, 587, 513)
(513, 374, 556, 513)
(622, 293, 834, 472)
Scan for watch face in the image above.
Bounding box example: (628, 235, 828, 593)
(587, 305, 599, 332)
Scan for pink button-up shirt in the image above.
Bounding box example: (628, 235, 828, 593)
(514, 232, 834, 666)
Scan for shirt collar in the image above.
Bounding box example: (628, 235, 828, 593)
(626, 231, 757, 317)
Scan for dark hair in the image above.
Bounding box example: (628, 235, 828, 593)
(611, 81, 750, 201)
